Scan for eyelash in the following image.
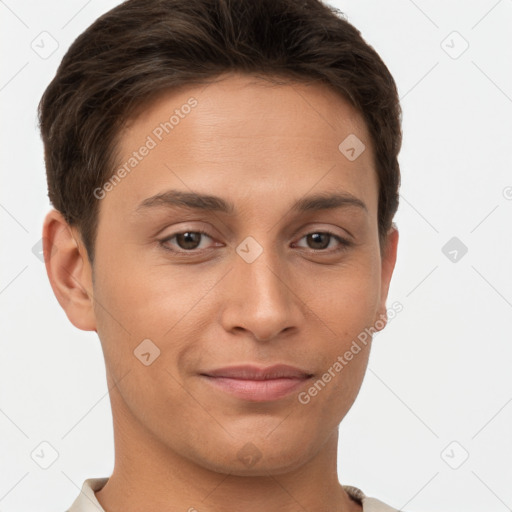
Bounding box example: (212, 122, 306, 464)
(158, 229, 352, 255)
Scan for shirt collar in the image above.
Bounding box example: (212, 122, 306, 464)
(66, 477, 108, 512)
(66, 477, 398, 512)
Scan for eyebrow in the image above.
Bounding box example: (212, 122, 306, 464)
(134, 189, 368, 215)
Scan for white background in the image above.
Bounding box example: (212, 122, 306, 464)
(1, 1, 511, 510)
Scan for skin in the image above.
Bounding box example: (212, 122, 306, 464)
(43, 71, 398, 512)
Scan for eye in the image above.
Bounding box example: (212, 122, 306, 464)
(294, 231, 352, 253)
(158, 229, 352, 255)
(159, 229, 218, 252)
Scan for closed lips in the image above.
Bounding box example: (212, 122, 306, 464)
(201, 364, 313, 380)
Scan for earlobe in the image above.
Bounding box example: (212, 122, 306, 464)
(374, 225, 399, 331)
(42, 209, 97, 331)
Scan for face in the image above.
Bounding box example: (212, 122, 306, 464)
(76, 72, 397, 475)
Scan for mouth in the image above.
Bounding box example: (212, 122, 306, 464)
(199, 364, 314, 402)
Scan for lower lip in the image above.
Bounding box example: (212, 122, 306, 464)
(201, 376, 311, 402)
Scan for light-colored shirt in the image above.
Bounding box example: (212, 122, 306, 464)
(66, 477, 402, 511)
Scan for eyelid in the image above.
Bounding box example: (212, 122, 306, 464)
(293, 222, 354, 240)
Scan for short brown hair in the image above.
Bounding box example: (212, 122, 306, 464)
(38, 0, 402, 264)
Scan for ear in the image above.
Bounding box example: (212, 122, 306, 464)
(374, 224, 399, 331)
(42, 209, 97, 331)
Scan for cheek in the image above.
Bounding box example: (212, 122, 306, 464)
(298, 256, 380, 404)
(91, 255, 159, 376)
(91, 254, 215, 381)
(300, 280, 377, 428)
(92, 253, 191, 336)
(304, 258, 381, 337)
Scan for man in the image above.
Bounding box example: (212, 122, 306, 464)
(39, 0, 403, 510)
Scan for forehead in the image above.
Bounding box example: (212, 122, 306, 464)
(102, 72, 378, 220)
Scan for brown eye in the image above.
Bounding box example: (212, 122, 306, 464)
(160, 230, 215, 252)
(306, 233, 331, 250)
(295, 231, 351, 253)
(175, 232, 202, 250)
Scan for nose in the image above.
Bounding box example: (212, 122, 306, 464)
(218, 242, 304, 342)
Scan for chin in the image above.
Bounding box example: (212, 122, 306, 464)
(194, 437, 317, 477)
